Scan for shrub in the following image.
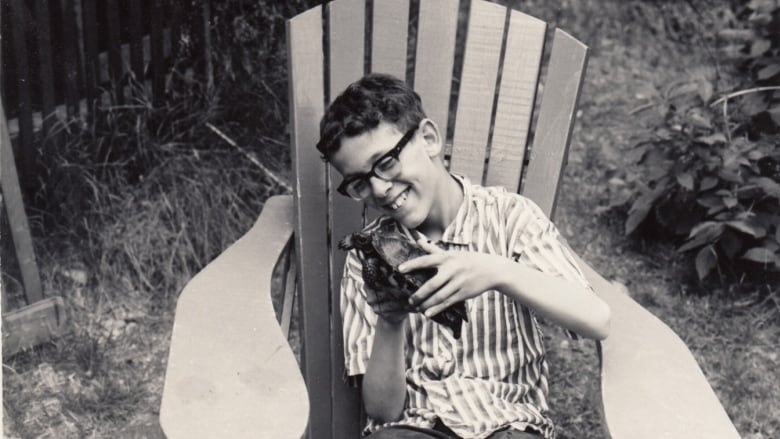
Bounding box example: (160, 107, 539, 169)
(606, 1, 780, 284)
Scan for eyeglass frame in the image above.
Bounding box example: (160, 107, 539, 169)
(336, 125, 419, 200)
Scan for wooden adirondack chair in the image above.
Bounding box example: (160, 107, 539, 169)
(160, 1, 741, 438)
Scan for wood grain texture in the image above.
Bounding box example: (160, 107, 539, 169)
(1, 100, 43, 305)
(414, 0, 459, 145)
(34, 0, 56, 134)
(287, 7, 332, 439)
(485, 11, 546, 191)
(105, 0, 124, 104)
(2, 297, 66, 356)
(150, 0, 166, 107)
(371, 0, 410, 79)
(61, 0, 81, 116)
(9, 0, 34, 181)
(160, 196, 308, 439)
(449, 0, 505, 183)
(329, 0, 366, 95)
(128, 0, 145, 84)
(328, 1, 367, 437)
(522, 29, 587, 218)
(170, 0, 183, 66)
(81, 0, 98, 115)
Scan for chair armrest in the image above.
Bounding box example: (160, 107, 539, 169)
(572, 254, 740, 439)
(160, 195, 308, 438)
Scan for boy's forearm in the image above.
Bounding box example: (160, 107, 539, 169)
(362, 318, 407, 423)
(497, 259, 611, 340)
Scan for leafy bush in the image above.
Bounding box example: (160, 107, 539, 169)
(606, 0, 780, 283)
(622, 108, 780, 280)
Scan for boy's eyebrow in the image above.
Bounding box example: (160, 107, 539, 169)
(341, 149, 387, 180)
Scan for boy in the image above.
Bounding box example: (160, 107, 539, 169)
(317, 73, 610, 439)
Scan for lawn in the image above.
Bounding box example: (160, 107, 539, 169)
(3, 1, 778, 438)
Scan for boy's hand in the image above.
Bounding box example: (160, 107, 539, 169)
(400, 239, 508, 318)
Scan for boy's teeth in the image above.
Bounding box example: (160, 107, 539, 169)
(390, 190, 408, 210)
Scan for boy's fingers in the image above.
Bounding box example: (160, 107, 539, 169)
(416, 238, 444, 254)
(419, 283, 459, 317)
(398, 253, 441, 273)
(409, 273, 448, 305)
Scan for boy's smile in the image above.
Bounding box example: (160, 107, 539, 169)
(329, 120, 463, 239)
(329, 121, 440, 231)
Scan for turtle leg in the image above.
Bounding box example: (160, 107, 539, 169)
(431, 304, 467, 339)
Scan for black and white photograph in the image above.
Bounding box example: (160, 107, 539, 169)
(2, 0, 778, 437)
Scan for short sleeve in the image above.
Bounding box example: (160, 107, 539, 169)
(506, 195, 593, 339)
(340, 250, 378, 378)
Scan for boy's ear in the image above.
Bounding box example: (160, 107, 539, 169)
(420, 119, 443, 157)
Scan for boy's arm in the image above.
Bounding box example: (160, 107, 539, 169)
(361, 316, 408, 423)
(495, 257, 610, 340)
(404, 195, 610, 340)
(404, 241, 610, 340)
(341, 251, 409, 423)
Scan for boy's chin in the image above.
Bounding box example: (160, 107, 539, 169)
(390, 209, 426, 231)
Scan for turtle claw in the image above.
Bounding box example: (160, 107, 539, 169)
(430, 302, 468, 339)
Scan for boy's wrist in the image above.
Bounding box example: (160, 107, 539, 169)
(494, 257, 523, 296)
(376, 315, 407, 332)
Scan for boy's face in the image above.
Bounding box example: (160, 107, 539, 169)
(329, 120, 443, 230)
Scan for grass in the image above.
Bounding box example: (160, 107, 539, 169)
(3, 0, 779, 438)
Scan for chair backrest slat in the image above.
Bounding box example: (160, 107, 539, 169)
(329, 0, 366, 94)
(280, 240, 298, 339)
(287, 6, 332, 439)
(414, 0, 459, 149)
(371, 0, 410, 79)
(326, 2, 370, 437)
(522, 29, 588, 218)
(449, 0, 506, 183)
(485, 10, 546, 191)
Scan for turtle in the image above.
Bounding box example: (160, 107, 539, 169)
(338, 218, 468, 338)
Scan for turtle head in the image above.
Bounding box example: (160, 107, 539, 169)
(338, 232, 373, 252)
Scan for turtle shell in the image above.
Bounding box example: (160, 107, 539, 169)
(369, 234, 434, 288)
(339, 218, 468, 338)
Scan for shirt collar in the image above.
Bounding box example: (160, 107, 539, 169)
(441, 173, 473, 245)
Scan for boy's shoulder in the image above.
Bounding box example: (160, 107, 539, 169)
(466, 179, 538, 211)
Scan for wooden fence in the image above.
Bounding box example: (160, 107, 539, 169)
(2, 0, 212, 186)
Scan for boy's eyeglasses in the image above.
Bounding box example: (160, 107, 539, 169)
(337, 126, 418, 200)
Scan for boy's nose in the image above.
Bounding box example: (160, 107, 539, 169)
(369, 175, 393, 198)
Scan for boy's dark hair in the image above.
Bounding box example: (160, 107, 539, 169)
(317, 73, 426, 160)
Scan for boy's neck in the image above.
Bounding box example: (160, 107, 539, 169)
(416, 173, 464, 241)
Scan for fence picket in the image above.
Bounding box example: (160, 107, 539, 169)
(106, 0, 124, 104)
(3, 0, 196, 177)
(170, 0, 183, 68)
(151, 1, 165, 107)
(9, 0, 34, 184)
(61, 0, 81, 117)
(34, 0, 56, 139)
(129, 0, 145, 87)
(81, 0, 98, 116)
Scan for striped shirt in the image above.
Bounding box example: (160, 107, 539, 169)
(340, 174, 593, 439)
